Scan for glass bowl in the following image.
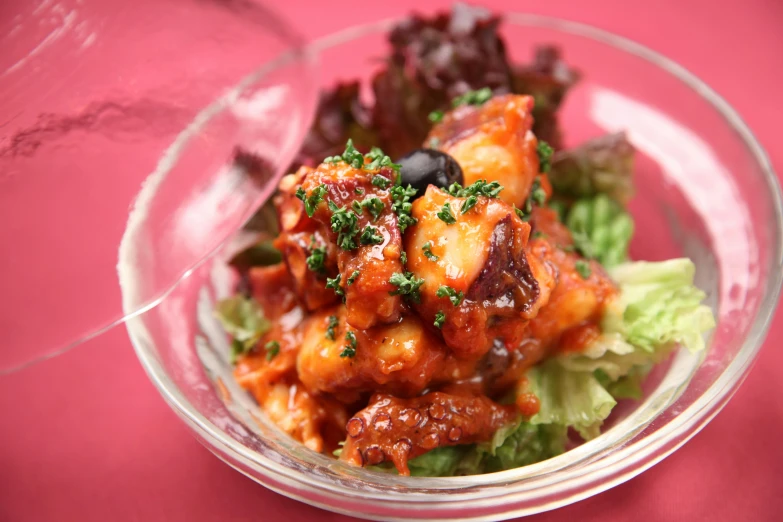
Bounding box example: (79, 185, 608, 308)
(121, 13, 783, 521)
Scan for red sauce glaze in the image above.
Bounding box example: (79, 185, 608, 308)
(340, 392, 517, 475)
(558, 323, 602, 354)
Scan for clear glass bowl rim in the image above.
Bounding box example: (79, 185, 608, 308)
(126, 12, 783, 520)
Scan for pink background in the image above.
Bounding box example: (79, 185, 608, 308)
(2, 0, 782, 520)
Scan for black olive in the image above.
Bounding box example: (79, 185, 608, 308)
(396, 149, 463, 197)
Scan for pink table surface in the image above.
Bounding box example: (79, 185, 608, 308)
(2, 0, 783, 520)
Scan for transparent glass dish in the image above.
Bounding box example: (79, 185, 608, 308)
(121, 14, 783, 521)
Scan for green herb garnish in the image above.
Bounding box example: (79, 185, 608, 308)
(422, 241, 439, 261)
(328, 201, 359, 250)
(437, 202, 457, 224)
(360, 225, 384, 245)
(537, 140, 554, 173)
(371, 175, 392, 189)
(355, 187, 365, 195)
(347, 270, 360, 285)
(389, 272, 425, 303)
(326, 315, 339, 341)
(295, 185, 328, 217)
(452, 87, 493, 108)
(360, 196, 385, 221)
(434, 311, 446, 329)
(264, 340, 280, 361)
(436, 285, 464, 306)
(390, 184, 419, 233)
(364, 146, 401, 172)
(306, 238, 327, 274)
(400, 251, 407, 265)
(428, 110, 444, 123)
(575, 260, 592, 279)
(326, 274, 344, 296)
(340, 331, 357, 358)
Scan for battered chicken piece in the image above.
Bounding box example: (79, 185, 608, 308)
(404, 186, 555, 358)
(427, 94, 541, 208)
(297, 307, 447, 404)
(340, 392, 517, 475)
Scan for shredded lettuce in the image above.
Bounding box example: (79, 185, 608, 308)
(565, 194, 634, 267)
(525, 362, 616, 440)
(214, 295, 270, 361)
(401, 421, 567, 477)
(603, 259, 715, 354)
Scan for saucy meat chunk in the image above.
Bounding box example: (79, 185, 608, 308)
(296, 161, 408, 329)
(297, 307, 446, 403)
(274, 169, 340, 311)
(404, 186, 555, 358)
(340, 392, 517, 475)
(427, 94, 541, 208)
(234, 265, 348, 453)
(526, 207, 618, 348)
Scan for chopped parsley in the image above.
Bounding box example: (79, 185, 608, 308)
(364, 146, 401, 172)
(428, 110, 444, 123)
(400, 251, 407, 265)
(446, 179, 504, 198)
(324, 141, 401, 173)
(371, 175, 392, 189)
(389, 272, 425, 303)
(360, 225, 384, 245)
(390, 185, 418, 233)
(436, 285, 464, 306)
(347, 270, 360, 285)
(326, 315, 339, 340)
(326, 274, 344, 296)
(436, 202, 457, 224)
(264, 340, 280, 361)
(295, 185, 328, 217)
(445, 180, 504, 214)
(355, 187, 365, 195)
(452, 87, 493, 108)
(575, 260, 592, 279)
(360, 196, 385, 221)
(340, 331, 357, 358)
(422, 241, 439, 261)
(305, 238, 327, 274)
(325, 139, 364, 168)
(328, 201, 359, 250)
(516, 178, 546, 221)
(434, 311, 446, 329)
(537, 140, 554, 173)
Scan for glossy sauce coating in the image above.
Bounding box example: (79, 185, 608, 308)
(340, 392, 517, 475)
(405, 186, 553, 357)
(300, 162, 405, 329)
(427, 94, 540, 208)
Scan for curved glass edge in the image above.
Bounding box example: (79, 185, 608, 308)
(125, 13, 783, 521)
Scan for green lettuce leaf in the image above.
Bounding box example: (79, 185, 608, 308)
(408, 447, 468, 477)
(604, 258, 716, 354)
(479, 421, 567, 473)
(526, 361, 617, 440)
(555, 258, 714, 406)
(565, 194, 634, 267)
(214, 295, 270, 361)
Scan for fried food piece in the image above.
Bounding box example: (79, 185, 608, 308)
(404, 186, 555, 358)
(340, 392, 517, 475)
(297, 307, 447, 404)
(426, 94, 541, 208)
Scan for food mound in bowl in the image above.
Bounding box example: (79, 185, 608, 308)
(216, 6, 715, 477)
